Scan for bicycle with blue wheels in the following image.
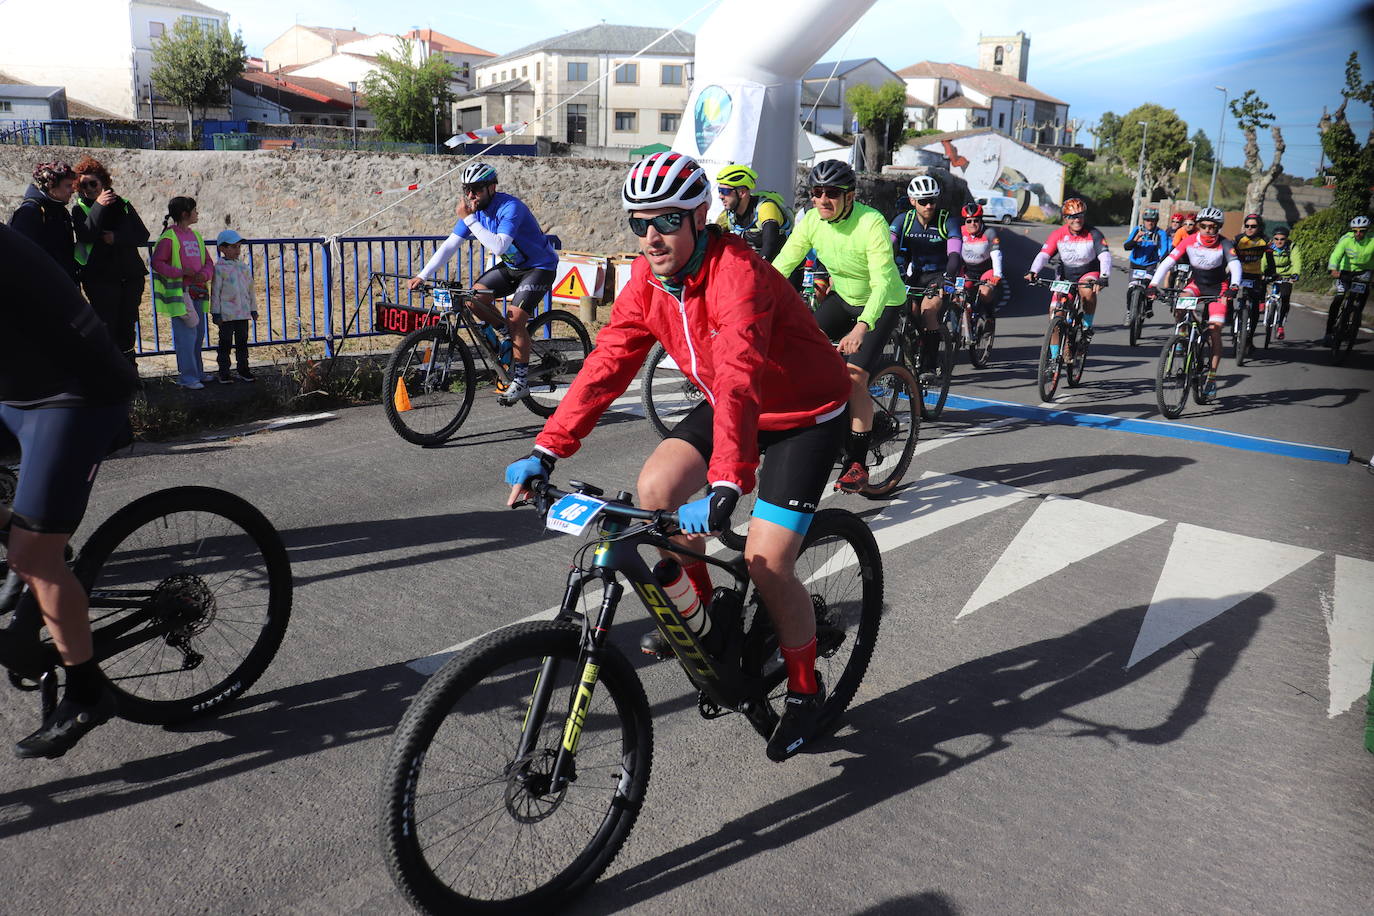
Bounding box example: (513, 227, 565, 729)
(378, 478, 883, 914)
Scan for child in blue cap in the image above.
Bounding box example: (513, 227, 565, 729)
(210, 229, 257, 382)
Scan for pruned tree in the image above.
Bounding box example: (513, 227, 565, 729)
(150, 17, 247, 142)
(1228, 90, 1285, 216)
(1319, 52, 1374, 218)
(846, 82, 908, 172)
(362, 39, 456, 145)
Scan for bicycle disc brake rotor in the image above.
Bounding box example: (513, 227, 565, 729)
(504, 748, 567, 823)
(812, 593, 846, 658)
(149, 575, 216, 662)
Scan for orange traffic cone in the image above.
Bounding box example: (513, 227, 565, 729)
(393, 379, 412, 412)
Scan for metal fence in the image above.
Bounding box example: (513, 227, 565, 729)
(0, 118, 182, 149)
(132, 235, 550, 358)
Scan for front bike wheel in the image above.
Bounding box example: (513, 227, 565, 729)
(1194, 334, 1217, 404)
(1127, 286, 1145, 347)
(1332, 301, 1358, 366)
(861, 364, 919, 498)
(1235, 305, 1253, 367)
(1037, 318, 1066, 402)
(73, 486, 292, 725)
(742, 508, 883, 735)
(1262, 300, 1275, 350)
(919, 324, 953, 421)
(969, 311, 995, 369)
(1068, 325, 1090, 387)
(641, 342, 704, 438)
(522, 309, 592, 418)
(380, 621, 653, 915)
(383, 325, 476, 446)
(1155, 334, 1191, 419)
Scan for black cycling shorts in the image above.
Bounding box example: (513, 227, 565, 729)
(667, 401, 847, 535)
(812, 290, 902, 376)
(474, 263, 556, 315)
(1, 403, 128, 534)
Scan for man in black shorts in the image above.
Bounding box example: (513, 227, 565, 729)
(0, 222, 139, 758)
(410, 162, 560, 404)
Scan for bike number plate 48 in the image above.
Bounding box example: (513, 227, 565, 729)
(1050, 280, 1073, 294)
(546, 494, 608, 536)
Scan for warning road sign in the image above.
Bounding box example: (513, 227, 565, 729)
(553, 267, 587, 299)
(551, 254, 605, 302)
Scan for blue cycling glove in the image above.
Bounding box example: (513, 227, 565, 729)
(504, 451, 555, 487)
(679, 486, 739, 535)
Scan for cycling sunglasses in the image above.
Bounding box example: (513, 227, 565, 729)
(913, 197, 938, 206)
(1197, 221, 1221, 231)
(963, 217, 982, 223)
(1243, 222, 1261, 229)
(811, 186, 850, 199)
(627, 210, 690, 237)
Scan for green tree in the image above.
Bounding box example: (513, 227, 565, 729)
(1228, 90, 1286, 216)
(1116, 104, 1190, 196)
(846, 82, 907, 171)
(1094, 111, 1123, 165)
(1319, 52, 1374, 219)
(150, 18, 247, 142)
(1061, 152, 1088, 192)
(362, 39, 456, 146)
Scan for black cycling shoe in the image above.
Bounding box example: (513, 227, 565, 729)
(639, 628, 674, 660)
(14, 689, 116, 759)
(766, 671, 826, 762)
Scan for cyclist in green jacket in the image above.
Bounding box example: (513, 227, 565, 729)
(1324, 215, 1374, 345)
(1268, 226, 1301, 340)
(773, 160, 905, 493)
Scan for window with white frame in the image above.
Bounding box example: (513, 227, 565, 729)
(567, 61, 588, 81)
(614, 110, 637, 131)
(661, 64, 683, 86)
(615, 63, 637, 84)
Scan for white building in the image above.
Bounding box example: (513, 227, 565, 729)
(0, 0, 230, 119)
(263, 26, 369, 71)
(799, 58, 905, 136)
(461, 24, 694, 149)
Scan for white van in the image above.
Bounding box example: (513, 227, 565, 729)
(970, 190, 1019, 224)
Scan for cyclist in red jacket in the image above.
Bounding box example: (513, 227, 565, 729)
(505, 152, 852, 761)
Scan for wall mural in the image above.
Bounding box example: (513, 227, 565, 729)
(918, 133, 1064, 221)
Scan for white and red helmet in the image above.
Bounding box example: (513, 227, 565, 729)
(622, 152, 710, 211)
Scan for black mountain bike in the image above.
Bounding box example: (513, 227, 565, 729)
(1125, 267, 1157, 347)
(1030, 276, 1099, 402)
(942, 275, 996, 369)
(378, 478, 882, 914)
(377, 274, 592, 446)
(1260, 276, 1286, 351)
(1, 486, 292, 728)
(1231, 277, 1264, 367)
(1154, 290, 1218, 418)
(896, 283, 954, 420)
(1328, 270, 1370, 365)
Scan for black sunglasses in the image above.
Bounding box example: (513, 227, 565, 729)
(627, 210, 690, 237)
(1198, 221, 1220, 230)
(1243, 223, 1260, 228)
(914, 197, 937, 206)
(79, 178, 101, 189)
(963, 217, 981, 223)
(811, 187, 849, 199)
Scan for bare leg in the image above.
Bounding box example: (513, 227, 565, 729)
(637, 438, 709, 564)
(742, 517, 813, 647)
(6, 528, 91, 663)
(847, 364, 872, 434)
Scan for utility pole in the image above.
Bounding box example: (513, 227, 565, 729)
(1208, 85, 1227, 207)
(432, 94, 440, 153)
(1129, 120, 1149, 230)
(148, 82, 156, 150)
(348, 81, 357, 150)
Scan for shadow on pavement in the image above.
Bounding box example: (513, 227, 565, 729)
(953, 452, 1196, 500)
(575, 593, 1274, 913)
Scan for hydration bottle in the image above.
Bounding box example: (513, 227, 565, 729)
(801, 258, 816, 307)
(652, 558, 713, 644)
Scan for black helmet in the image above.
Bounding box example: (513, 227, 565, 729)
(808, 159, 855, 191)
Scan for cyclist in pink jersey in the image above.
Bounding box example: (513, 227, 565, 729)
(956, 203, 1003, 323)
(1024, 198, 1111, 327)
(1148, 206, 1240, 399)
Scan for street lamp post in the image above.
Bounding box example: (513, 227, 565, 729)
(148, 82, 157, 150)
(1129, 120, 1149, 231)
(348, 81, 357, 150)
(1207, 86, 1227, 207)
(1185, 138, 1196, 203)
(432, 95, 440, 154)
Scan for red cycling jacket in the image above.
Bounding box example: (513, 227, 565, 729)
(535, 231, 850, 493)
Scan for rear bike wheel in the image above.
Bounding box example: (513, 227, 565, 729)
(741, 508, 883, 735)
(521, 309, 592, 418)
(969, 310, 995, 369)
(73, 486, 292, 725)
(383, 325, 476, 446)
(1155, 333, 1191, 419)
(860, 364, 919, 498)
(379, 621, 652, 915)
(641, 342, 704, 438)
(1037, 318, 1066, 402)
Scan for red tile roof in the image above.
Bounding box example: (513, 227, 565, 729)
(403, 28, 495, 58)
(938, 94, 989, 110)
(240, 70, 355, 108)
(897, 61, 1065, 106)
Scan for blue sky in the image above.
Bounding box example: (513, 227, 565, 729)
(225, 0, 1373, 177)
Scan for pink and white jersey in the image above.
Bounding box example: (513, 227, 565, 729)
(959, 226, 999, 266)
(1151, 233, 1241, 290)
(1029, 225, 1111, 278)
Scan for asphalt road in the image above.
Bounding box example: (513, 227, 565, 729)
(2, 221, 1371, 915)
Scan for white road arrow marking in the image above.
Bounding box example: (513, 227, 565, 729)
(958, 495, 1164, 618)
(1326, 555, 1374, 718)
(1126, 523, 1320, 668)
(866, 471, 1035, 554)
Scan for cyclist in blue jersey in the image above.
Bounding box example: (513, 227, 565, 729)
(890, 174, 961, 380)
(0, 222, 139, 758)
(1123, 207, 1170, 323)
(410, 162, 561, 404)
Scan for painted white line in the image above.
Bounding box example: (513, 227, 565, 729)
(912, 416, 1023, 456)
(1126, 523, 1320, 668)
(958, 495, 1164, 618)
(1326, 555, 1374, 718)
(866, 471, 1035, 555)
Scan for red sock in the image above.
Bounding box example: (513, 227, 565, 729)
(683, 560, 713, 606)
(780, 637, 818, 694)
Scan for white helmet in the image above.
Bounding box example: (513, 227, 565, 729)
(461, 162, 497, 186)
(907, 174, 940, 199)
(1351, 215, 1370, 229)
(622, 152, 710, 211)
(1196, 206, 1224, 223)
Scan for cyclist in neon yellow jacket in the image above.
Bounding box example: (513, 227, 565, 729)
(1324, 216, 1374, 345)
(1268, 226, 1301, 340)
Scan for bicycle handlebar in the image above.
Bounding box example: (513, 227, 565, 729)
(519, 478, 683, 534)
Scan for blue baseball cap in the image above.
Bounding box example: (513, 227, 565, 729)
(216, 229, 243, 245)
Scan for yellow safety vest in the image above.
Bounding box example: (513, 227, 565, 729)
(152, 227, 208, 317)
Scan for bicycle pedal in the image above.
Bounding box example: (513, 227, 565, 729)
(697, 691, 731, 720)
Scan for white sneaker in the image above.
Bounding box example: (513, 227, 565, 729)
(497, 377, 530, 405)
(182, 380, 205, 390)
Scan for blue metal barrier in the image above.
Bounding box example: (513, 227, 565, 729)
(135, 235, 553, 358)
